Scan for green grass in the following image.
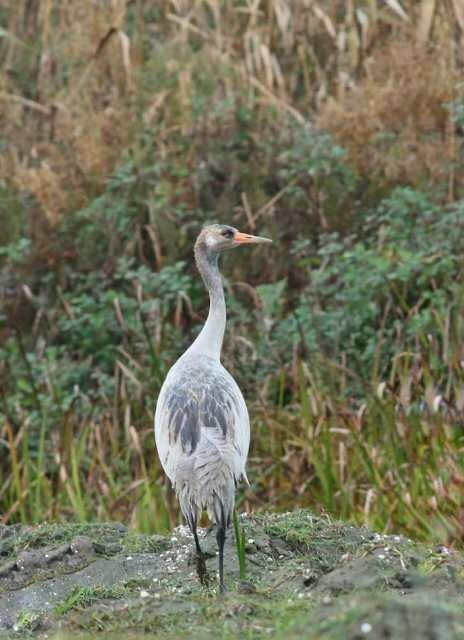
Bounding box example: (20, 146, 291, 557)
(232, 510, 246, 580)
(55, 585, 129, 615)
(1, 363, 463, 548)
(14, 610, 42, 632)
(263, 511, 319, 550)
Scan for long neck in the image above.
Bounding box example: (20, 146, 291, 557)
(189, 243, 226, 360)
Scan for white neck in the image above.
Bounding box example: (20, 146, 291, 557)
(187, 244, 226, 360)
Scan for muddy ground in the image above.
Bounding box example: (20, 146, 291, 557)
(0, 510, 463, 639)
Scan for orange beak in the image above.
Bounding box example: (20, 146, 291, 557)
(234, 231, 272, 245)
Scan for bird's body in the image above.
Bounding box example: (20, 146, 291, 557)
(155, 224, 271, 591)
(155, 352, 249, 526)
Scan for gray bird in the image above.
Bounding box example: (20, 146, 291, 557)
(155, 224, 272, 592)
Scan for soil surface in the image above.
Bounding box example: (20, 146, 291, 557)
(0, 510, 463, 639)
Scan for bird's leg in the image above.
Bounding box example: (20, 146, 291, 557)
(192, 522, 209, 587)
(216, 522, 226, 594)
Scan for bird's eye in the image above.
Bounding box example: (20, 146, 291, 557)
(221, 229, 234, 239)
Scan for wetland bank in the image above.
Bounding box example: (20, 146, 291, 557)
(1, 510, 463, 640)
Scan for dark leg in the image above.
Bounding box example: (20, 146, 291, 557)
(216, 521, 226, 594)
(191, 518, 209, 587)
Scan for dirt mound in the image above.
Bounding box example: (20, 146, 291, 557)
(0, 511, 463, 639)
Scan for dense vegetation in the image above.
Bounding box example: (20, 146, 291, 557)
(1, 1, 463, 547)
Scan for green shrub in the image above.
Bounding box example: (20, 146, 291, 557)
(271, 187, 464, 391)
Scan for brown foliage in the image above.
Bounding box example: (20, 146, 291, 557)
(1, 0, 464, 239)
(1, 1, 135, 229)
(318, 37, 460, 190)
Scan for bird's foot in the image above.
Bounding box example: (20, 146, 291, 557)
(196, 553, 210, 587)
(218, 581, 227, 596)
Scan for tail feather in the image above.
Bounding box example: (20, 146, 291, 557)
(175, 430, 241, 528)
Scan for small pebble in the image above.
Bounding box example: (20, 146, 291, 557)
(16, 551, 42, 571)
(436, 545, 451, 556)
(140, 589, 150, 598)
(70, 536, 94, 556)
(361, 622, 372, 634)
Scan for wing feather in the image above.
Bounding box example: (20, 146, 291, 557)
(154, 354, 249, 486)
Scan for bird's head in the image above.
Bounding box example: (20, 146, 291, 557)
(196, 224, 272, 254)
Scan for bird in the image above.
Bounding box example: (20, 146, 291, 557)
(154, 223, 272, 592)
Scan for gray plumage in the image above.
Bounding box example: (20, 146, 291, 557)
(154, 224, 271, 592)
(156, 354, 248, 525)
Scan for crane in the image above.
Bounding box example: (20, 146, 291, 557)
(154, 223, 272, 592)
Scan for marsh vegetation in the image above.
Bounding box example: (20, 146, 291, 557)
(0, 1, 464, 551)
